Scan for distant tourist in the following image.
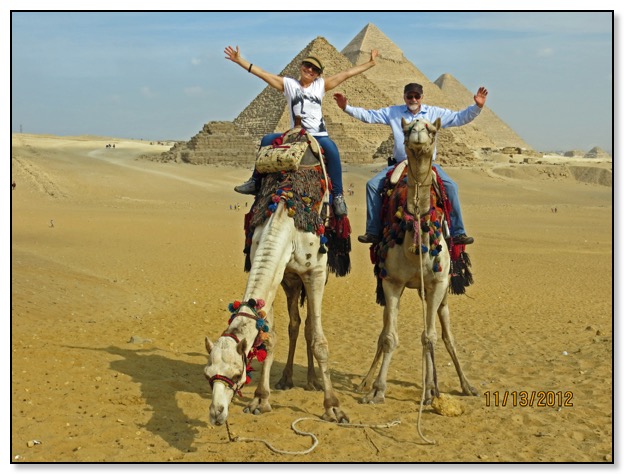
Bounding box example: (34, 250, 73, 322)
(334, 83, 488, 245)
(225, 44, 379, 217)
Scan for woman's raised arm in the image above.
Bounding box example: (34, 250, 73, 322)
(224, 45, 284, 92)
(323, 49, 378, 92)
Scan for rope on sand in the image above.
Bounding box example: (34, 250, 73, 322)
(226, 417, 401, 456)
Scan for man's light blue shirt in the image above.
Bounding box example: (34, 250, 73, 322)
(344, 103, 482, 162)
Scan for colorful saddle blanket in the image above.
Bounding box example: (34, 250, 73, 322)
(244, 166, 351, 276)
(372, 165, 473, 303)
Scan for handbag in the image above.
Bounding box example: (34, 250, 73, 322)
(256, 128, 318, 174)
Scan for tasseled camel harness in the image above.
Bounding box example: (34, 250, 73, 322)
(207, 299, 270, 396)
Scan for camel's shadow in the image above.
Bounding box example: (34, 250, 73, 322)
(70, 344, 333, 452)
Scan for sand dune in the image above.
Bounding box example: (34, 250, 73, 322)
(11, 134, 612, 463)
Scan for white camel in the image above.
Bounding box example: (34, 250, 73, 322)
(204, 136, 348, 426)
(357, 117, 478, 405)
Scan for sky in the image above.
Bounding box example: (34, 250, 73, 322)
(9, 9, 616, 154)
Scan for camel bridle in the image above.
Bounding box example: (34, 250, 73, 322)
(206, 308, 265, 396)
(206, 332, 248, 397)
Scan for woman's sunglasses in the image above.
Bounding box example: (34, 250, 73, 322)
(302, 61, 322, 75)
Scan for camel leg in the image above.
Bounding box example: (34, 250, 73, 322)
(360, 279, 404, 404)
(421, 286, 444, 405)
(303, 270, 349, 423)
(304, 311, 322, 391)
(244, 308, 275, 415)
(275, 277, 302, 390)
(437, 293, 478, 396)
(355, 340, 383, 394)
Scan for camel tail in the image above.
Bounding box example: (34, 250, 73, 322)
(299, 285, 307, 307)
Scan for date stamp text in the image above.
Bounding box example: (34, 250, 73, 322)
(484, 390, 574, 408)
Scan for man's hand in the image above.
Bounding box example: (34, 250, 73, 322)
(333, 93, 348, 110)
(474, 87, 488, 108)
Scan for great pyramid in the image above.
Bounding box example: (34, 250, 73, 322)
(156, 23, 532, 166)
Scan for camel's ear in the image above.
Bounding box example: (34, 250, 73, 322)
(205, 337, 214, 354)
(434, 118, 442, 132)
(236, 338, 249, 357)
(401, 117, 409, 130)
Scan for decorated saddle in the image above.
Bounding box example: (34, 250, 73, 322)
(372, 164, 473, 303)
(243, 166, 352, 277)
(255, 127, 322, 174)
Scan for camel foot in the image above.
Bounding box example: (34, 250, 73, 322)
(275, 377, 294, 390)
(423, 390, 439, 406)
(360, 390, 385, 404)
(243, 398, 272, 415)
(304, 379, 323, 391)
(462, 384, 479, 397)
(322, 407, 349, 424)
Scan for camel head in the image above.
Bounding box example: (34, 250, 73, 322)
(204, 335, 249, 425)
(402, 117, 441, 153)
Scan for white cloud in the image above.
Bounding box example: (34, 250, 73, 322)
(184, 86, 205, 97)
(537, 47, 555, 58)
(191, 58, 201, 66)
(140, 86, 156, 99)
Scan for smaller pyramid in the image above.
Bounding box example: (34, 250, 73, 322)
(156, 121, 257, 165)
(584, 146, 611, 159)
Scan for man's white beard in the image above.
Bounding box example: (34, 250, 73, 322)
(408, 104, 420, 113)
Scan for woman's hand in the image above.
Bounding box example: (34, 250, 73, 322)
(224, 45, 241, 65)
(370, 49, 379, 64)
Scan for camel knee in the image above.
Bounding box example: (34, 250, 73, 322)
(380, 332, 398, 352)
(312, 339, 329, 362)
(421, 331, 438, 346)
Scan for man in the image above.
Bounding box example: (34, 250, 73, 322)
(334, 83, 488, 245)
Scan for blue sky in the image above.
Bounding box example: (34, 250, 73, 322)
(9, 9, 615, 153)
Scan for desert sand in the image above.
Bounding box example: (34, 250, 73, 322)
(11, 133, 612, 463)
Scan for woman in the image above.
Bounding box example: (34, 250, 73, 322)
(225, 44, 378, 216)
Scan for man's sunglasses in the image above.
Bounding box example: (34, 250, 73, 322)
(405, 93, 422, 100)
(302, 61, 322, 74)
